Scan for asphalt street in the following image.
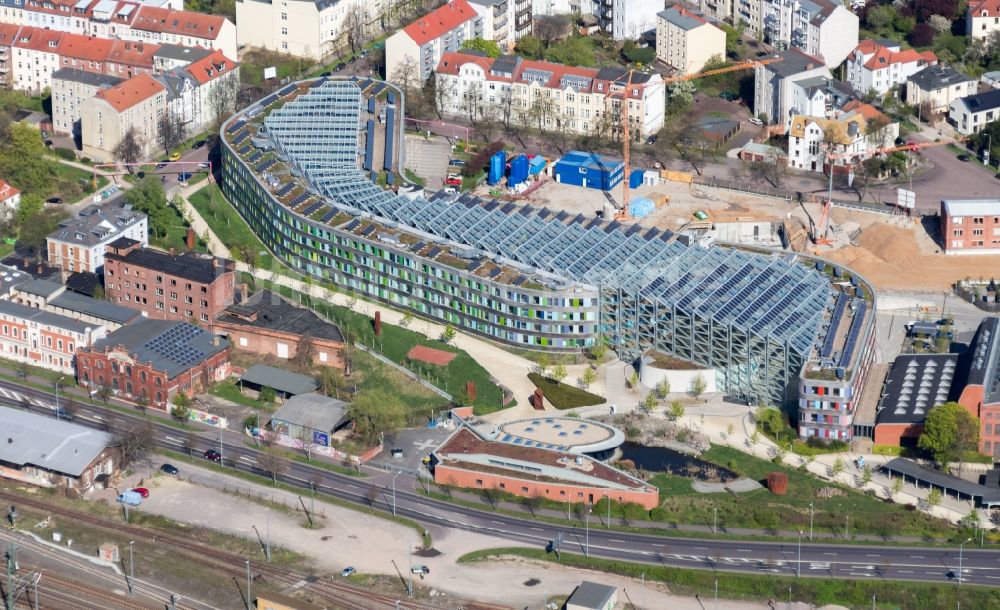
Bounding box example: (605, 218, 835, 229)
(3, 377, 998, 588)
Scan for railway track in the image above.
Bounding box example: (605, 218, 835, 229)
(0, 491, 472, 610)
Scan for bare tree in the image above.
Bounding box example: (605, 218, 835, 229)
(292, 334, 315, 368)
(747, 157, 785, 188)
(258, 445, 289, 485)
(157, 110, 186, 155)
(344, 5, 367, 54)
(390, 55, 422, 106)
(534, 15, 570, 47)
(208, 78, 239, 134)
(114, 126, 142, 167)
(113, 421, 154, 468)
(461, 85, 484, 124)
(497, 83, 514, 131)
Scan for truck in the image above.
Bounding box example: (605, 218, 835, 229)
(117, 491, 142, 506)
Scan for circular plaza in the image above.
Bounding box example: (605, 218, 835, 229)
(494, 417, 625, 460)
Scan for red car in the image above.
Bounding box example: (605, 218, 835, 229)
(130, 487, 149, 498)
(445, 177, 462, 186)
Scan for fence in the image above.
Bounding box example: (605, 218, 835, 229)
(692, 176, 903, 218)
(354, 341, 453, 401)
(220, 483, 327, 520)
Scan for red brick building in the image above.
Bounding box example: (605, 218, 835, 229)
(75, 318, 230, 409)
(432, 427, 659, 509)
(104, 238, 236, 324)
(941, 199, 1000, 254)
(212, 289, 345, 368)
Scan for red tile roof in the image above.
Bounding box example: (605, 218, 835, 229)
(56, 34, 114, 63)
(855, 40, 937, 70)
(843, 99, 889, 123)
(108, 39, 159, 68)
(132, 6, 226, 40)
(971, 0, 1000, 18)
(183, 48, 234, 85)
(95, 72, 164, 112)
(12, 27, 64, 53)
(0, 23, 21, 47)
(0, 180, 21, 202)
(403, 0, 477, 46)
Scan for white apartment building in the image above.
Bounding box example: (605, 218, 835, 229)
(531, 0, 578, 13)
(753, 47, 830, 128)
(906, 65, 977, 115)
(80, 71, 166, 162)
(787, 102, 898, 172)
(949, 89, 1000, 135)
(967, 0, 1000, 43)
(11, 26, 63, 92)
(0, 179, 20, 218)
(698, 0, 733, 23)
(435, 51, 665, 139)
(761, 0, 857, 68)
(46, 203, 149, 274)
(469, 0, 532, 52)
(603, 0, 661, 40)
(386, 0, 484, 81)
(845, 39, 937, 95)
(156, 49, 239, 134)
(655, 7, 725, 75)
(51, 68, 124, 136)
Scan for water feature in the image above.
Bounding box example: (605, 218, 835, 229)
(618, 442, 737, 482)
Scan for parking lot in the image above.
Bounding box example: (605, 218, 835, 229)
(377, 421, 456, 473)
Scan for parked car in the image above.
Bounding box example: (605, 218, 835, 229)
(130, 487, 150, 498)
(192, 140, 206, 149)
(204, 449, 221, 463)
(177, 172, 193, 182)
(449, 159, 467, 167)
(335, 63, 346, 71)
(197, 162, 210, 170)
(160, 463, 179, 475)
(442, 187, 458, 194)
(46, 197, 64, 205)
(748, 117, 763, 126)
(410, 565, 430, 575)
(445, 176, 462, 186)
(340, 567, 356, 577)
(719, 91, 738, 101)
(391, 448, 404, 458)
(168, 152, 181, 161)
(958, 154, 970, 162)
(645, 135, 657, 145)
(156, 162, 167, 169)
(117, 491, 143, 506)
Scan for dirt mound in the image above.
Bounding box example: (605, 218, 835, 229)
(854, 224, 920, 265)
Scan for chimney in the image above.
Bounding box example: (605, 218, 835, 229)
(240, 283, 248, 303)
(211, 335, 220, 346)
(212, 258, 220, 269)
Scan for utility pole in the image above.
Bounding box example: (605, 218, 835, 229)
(219, 425, 224, 467)
(585, 506, 591, 558)
(713, 506, 717, 535)
(392, 471, 401, 517)
(5, 543, 38, 610)
(959, 537, 972, 586)
(797, 531, 802, 578)
(245, 560, 251, 610)
(809, 502, 814, 541)
(128, 540, 134, 595)
(406, 544, 413, 597)
(640, 572, 645, 610)
(266, 509, 271, 562)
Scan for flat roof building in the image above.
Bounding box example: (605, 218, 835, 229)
(239, 363, 318, 400)
(269, 393, 349, 447)
(566, 581, 617, 610)
(10, 278, 141, 330)
(941, 199, 1000, 254)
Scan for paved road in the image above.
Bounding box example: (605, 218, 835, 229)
(2, 378, 999, 589)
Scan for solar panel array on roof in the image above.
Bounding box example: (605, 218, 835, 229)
(321, 209, 340, 223)
(277, 84, 296, 97)
(227, 120, 246, 134)
(513, 275, 527, 286)
(275, 183, 295, 197)
(361, 224, 376, 236)
(246, 151, 262, 164)
(232, 131, 249, 145)
(839, 301, 867, 367)
(820, 293, 848, 359)
(260, 94, 278, 107)
(301, 202, 323, 216)
(488, 267, 502, 278)
(289, 193, 310, 207)
(311, 77, 328, 88)
(467, 260, 482, 273)
(371, 82, 386, 96)
(238, 145, 252, 155)
(344, 219, 361, 231)
(426, 246, 441, 258)
(143, 324, 205, 368)
(257, 158, 277, 172)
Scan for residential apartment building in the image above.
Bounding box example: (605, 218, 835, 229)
(698, 0, 733, 23)
(157, 48, 238, 134)
(0, 178, 19, 217)
(119, 6, 235, 59)
(75, 318, 231, 408)
(9, 277, 141, 330)
(469, 0, 532, 52)
(753, 48, 830, 128)
(968, 0, 1000, 43)
(845, 39, 936, 96)
(152, 43, 211, 71)
(104, 238, 236, 323)
(949, 89, 1000, 135)
(51, 68, 123, 135)
(11, 26, 63, 92)
(435, 52, 665, 139)
(0, 298, 105, 374)
(787, 102, 898, 172)
(385, 0, 483, 81)
(80, 71, 166, 161)
(600, 0, 661, 40)
(655, 7, 725, 75)
(0, 23, 20, 88)
(46, 202, 148, 274)
(941, 199, 1000, 254)
(761, 0, 856, 68)
(235, 0, 382, 61)
(906, 65, 977, 115)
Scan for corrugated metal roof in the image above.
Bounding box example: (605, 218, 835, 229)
(0, 406, 112, 476)
(943, 199, 1000, 217)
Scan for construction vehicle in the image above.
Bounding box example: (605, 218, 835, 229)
(611, 57, 783, 222)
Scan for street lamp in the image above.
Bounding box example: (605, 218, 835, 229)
(128, 540, 134, 595)
(391, 471, 402, 517)
(797, 530, 802, 578)
(713, 506, 717, 535)
(54, 376, 64, 416)
(809, 502, 814, 541)
(959, 537, 972, 586)
(585, 505, 591, 558)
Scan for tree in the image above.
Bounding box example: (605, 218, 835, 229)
(480, 484, 501, 510)
(134, 394, 148, 414)
(628, 370, 640, 393)
(171, 393, 192, 424)
(389, 55, 422, 108)
(749, 430, 760, 455)
(96, 384, 114, 404)
(343, 5, 367, 54)
(14, 193, 42, 232)
(928, 14, 951, 35)
(655, 378, 670, 399)
(258, 445, 289, 485)
(865, 5, 895, 29)
(578, 367, 597, 390)
(115, 126, 142, 167)
(831, 457, 846, 476)
(515, 34, 544, 59)
(15, 361, 29, 380)
(348, 387, 408, 444)
(668, 400, 685, 421)
(918, 402, 980, 467)
(588, 335, 608, 361)
(440, 324, 457, 344)
(461, 37, 501, 58)
(317, 366, 346, 399)
(125, 176, 171, 238)
(400, 313, 414, 328)
(747, 158, 786, 188)
(689, 373, 707, 399)
(534, 15, 570, 48)
(523, 492, 544, 517)
(292, 334, 315, 368)
(157, 110, 186, 155)
(209, 77, 239, 133)
(641, 391, 658, 412)
(861, 465, 873, 486)
(257, 386, 277, 406)
(113, 421, 154, 467)
(909, 23, 934, 47)
(550, 363, 567, 385)
(891, 477, 905, 498)
(18, 208, 66, 260)
(926, 487, 942, 507)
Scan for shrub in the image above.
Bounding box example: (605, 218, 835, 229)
(53, 147, 76, 161)
(463, 140, 505, 177)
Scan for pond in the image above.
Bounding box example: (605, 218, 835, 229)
(619, 442, 738, 482)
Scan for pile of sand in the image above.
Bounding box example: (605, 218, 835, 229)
(854, 224, 921, 265)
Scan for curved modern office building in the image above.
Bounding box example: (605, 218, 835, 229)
(220, 77, 876, 414)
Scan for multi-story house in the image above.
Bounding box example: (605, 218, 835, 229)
(949, 89, 1000, 135)
(753, 47, 830, 128)
(435, 52, 665, 139)
(46, 202, 148, 274)
(941, 199, 1000, 254)
(104, 238, 236, 324)
(9, 277, 141, 331)
(80, 71, 166, 161)
(655, 7, 725, 75)
(787, 101, 898, 172)
(152, 43, 211, 72)
(698, 0, 734, 24)
(0, 298, 105, 374)
(906, 64, 977, 115)
(76, 318, 231, 408)
(0, 22, 20, 88)
(0, 178, 18, 216)
(845, 39, 936, 96)
(385, 0, 483, 81)
(469, 0, 532, 52)
(51, 67, 123, 135)
(599, 0, 660, 40)
(761, 0, 857, 68)
(155, 48, 238, 135)
(968, 0, 1000, 43)
(123, 6, 235, 59)
(11, 26, 63, 92)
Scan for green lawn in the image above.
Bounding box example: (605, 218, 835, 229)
(458, 548, 1000, 610)
(241, 48, 314, 86)
(150, 201, 205, 253)
(647, 445, 955, 539)
(208, 378, 262, 408)
(188, 185, 275, 270)
(527, 372, 605, 409)
(50, 162, 107, 200)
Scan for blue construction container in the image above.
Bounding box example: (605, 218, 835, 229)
(383, 107, 395, 171)
(528, 156, 546, 175)
(363, 119, 375, 171)
(509, 154, 529, 187)
(488, 150, 506, 186)
(629, 168, 645, 189)
(629, 197, 655, 219)
(553, 151, 625, 190)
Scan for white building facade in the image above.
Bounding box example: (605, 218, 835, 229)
(655, 7, 726, 75)
(386, 0, 484, 82)
(845, 39, 937, 96)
